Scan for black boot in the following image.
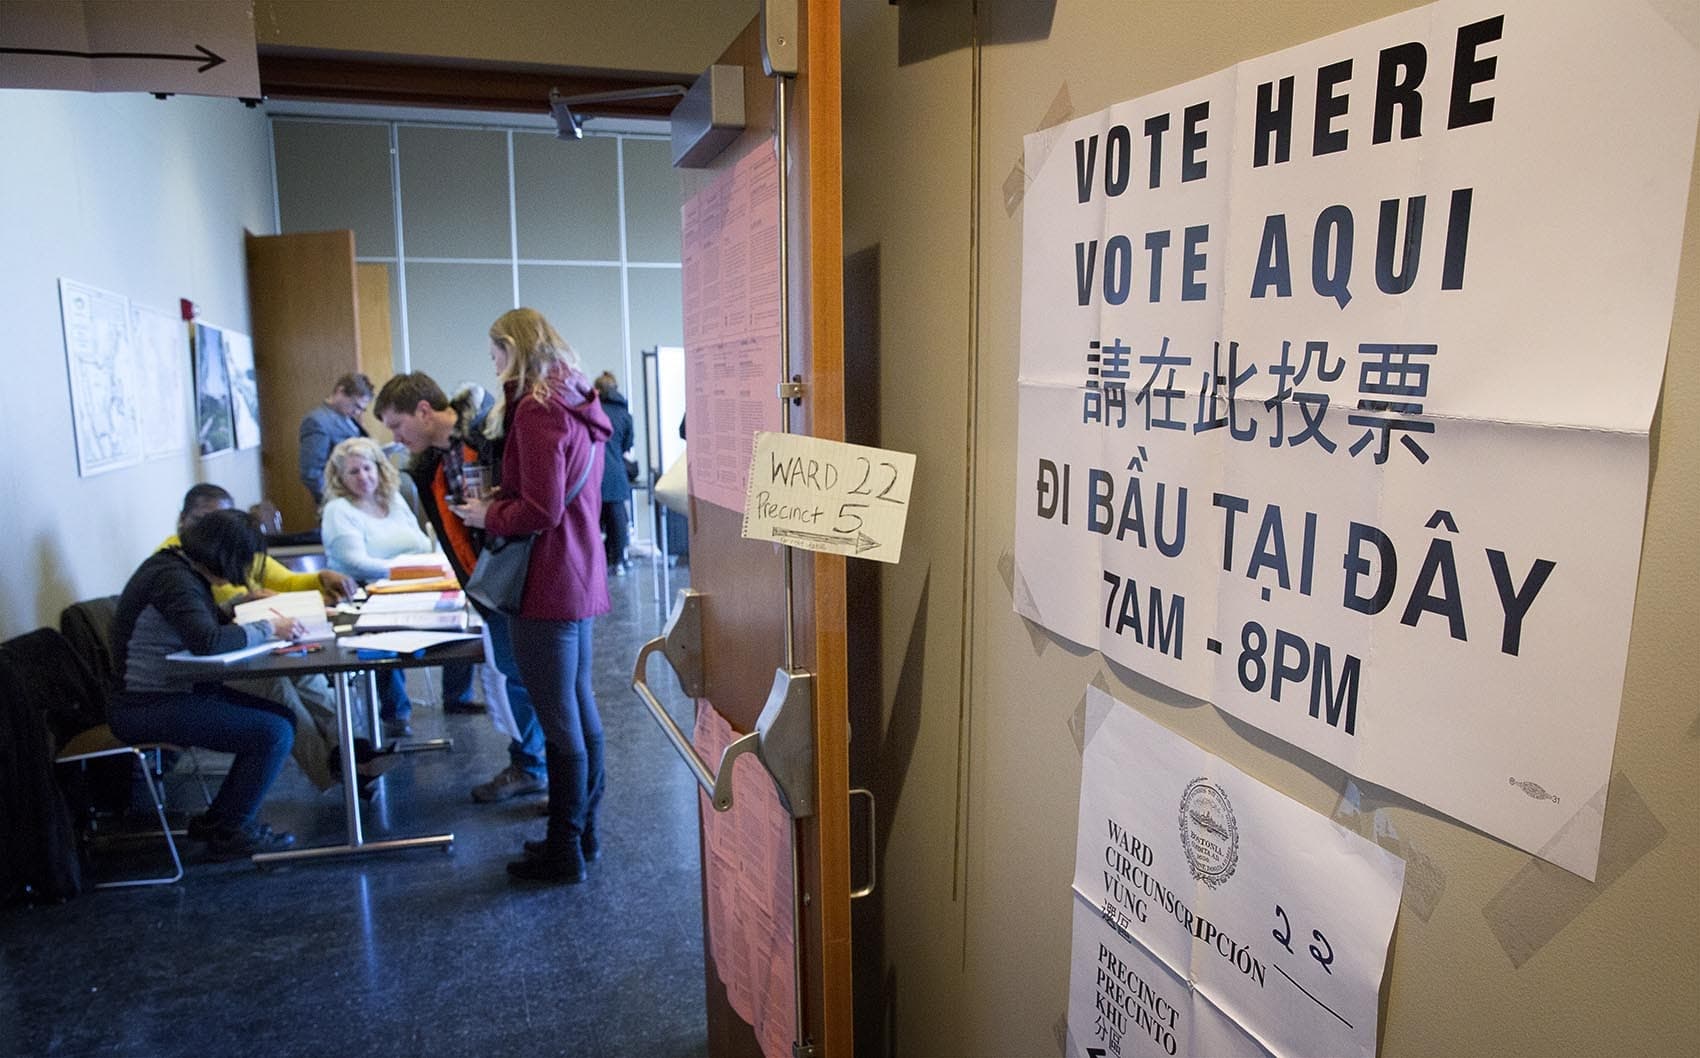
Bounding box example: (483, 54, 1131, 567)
(525, 734, 604, 861)
(581, 731, 605, 862)
(508, 745, 587, 883)
(523, 824, 598, 862)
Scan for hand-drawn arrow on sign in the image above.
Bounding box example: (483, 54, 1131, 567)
(0, 44, 226, 73)
(772, 527, 881, 554)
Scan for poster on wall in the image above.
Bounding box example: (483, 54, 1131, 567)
(58, 278, 144, 476)
(682, 145, 785, 513)
(1013, 0, 1700, 879)
(220, 327, 261, 449)
(1065, 687, 1404, 1058)
(693, 701, 796, 1058)
(129, 302, 192, 460)
(192, 322, 234, 457)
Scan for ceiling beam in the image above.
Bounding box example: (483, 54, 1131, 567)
(257, 48, 691, 118)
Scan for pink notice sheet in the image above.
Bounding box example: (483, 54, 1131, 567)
(681, 144, 785, 513)
(694, 700, 796, 1058)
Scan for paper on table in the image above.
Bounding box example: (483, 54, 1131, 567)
(353, 610, 469, 632)
(384, 551, 452, 568)
(232, 590, 333, 641)
(166, 639, 286, 664)
(337, 631, 480, 653)
(358, 591, 464, 613)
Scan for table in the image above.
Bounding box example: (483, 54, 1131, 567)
(214, 635, 486, 865)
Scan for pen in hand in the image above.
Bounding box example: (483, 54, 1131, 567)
(269, 609, 304, 641)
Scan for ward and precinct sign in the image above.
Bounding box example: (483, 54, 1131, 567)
(1066, 688, 1404, 1058)
(1013, 0, 1699, 879)
(741, 431, 917, 563)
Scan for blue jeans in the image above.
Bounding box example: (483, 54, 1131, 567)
(441, 660, 474, 704)
(109, 687, 294, 827)
(376, 668, 410, 722)
(477, 605, 546, 777)
(508, 615, 603, 834)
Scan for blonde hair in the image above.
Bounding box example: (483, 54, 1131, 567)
(323, 436, 401, 512)
(486, 307, 580, 438)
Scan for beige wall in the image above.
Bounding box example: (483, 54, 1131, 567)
(0, 90, 272, 641)
(844, 2, 1700, 1056)
(254, 0, 758, 76)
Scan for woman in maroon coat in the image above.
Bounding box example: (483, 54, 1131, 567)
(453, 308, 612, 882)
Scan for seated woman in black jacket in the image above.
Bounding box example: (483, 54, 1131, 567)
(108, 509, 305, 858)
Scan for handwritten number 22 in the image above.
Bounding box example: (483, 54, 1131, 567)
(1273, 905, 1334, 975)
(846, 457, 904, 504)
(1309, 931, 1334, 975)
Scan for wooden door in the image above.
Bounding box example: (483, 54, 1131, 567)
(355, 262, 397, 401)
(669, 5, 850, 1057)
(245, 230, 369, 532)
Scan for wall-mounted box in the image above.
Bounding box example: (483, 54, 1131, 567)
(670, 64, 744, 169)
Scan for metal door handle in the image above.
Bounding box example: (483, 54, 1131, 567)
(633, 627, 756, 812)
(631, 589, 817, 818)
(849, 787, 876, 899)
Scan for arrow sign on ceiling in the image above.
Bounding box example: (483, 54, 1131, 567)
(0, 44, 225, 73)
(0, 1, 258, 98)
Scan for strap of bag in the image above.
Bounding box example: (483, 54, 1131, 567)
(486, 449, 596, 544)
(562, 454, 595, 507)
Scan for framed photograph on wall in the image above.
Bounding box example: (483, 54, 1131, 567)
(221, 327, 261, 449)
(192, 321, 234, 457)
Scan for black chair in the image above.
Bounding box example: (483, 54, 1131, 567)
(11, 623, 203, 889)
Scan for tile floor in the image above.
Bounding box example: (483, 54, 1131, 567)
(1, 559, 707, 1058)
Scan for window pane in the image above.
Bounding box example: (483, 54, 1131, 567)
(627, 267, 683, 360)
(517, 265, 623, 379)
(273, 121, 395, 257)
(622, 139, 682, 263)
(514, 132, 619, 262)
(398, 127, 510, 259)
(403, 263, 512, 392)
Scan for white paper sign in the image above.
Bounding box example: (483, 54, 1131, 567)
(58, 278, 144, 476)
(1068, 688, 1405, 1058)
(741, 432, 916, 563)
(1015, 0, 1700, 879)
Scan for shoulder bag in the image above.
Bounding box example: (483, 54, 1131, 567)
(465, 456, 595, 615)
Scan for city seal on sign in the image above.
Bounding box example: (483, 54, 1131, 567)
(1178, 777, 1239, 889)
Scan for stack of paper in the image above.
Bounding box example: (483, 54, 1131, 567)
(354, 608, 469, 632)
(359, 591, 465, 613)
(232, 590, 334, 641)
(339, 630, 481, 654)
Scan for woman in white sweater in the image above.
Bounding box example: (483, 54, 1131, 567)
(321, 436, 432, 736)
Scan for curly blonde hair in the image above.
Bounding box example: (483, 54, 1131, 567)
(323, 436, 401, 512)
(486, 307, 580, 438)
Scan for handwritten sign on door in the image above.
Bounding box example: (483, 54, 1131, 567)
(741, 432, 916, 563)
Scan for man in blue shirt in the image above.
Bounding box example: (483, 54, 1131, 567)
(299, 373, 373, 505)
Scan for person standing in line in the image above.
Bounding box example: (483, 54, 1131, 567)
(374, 371, 551, 803)
(320, 436, 433, 738)
(593, 371, 636, 576)
(299, 373, 373, 506)
(453, 307, 610, 884)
